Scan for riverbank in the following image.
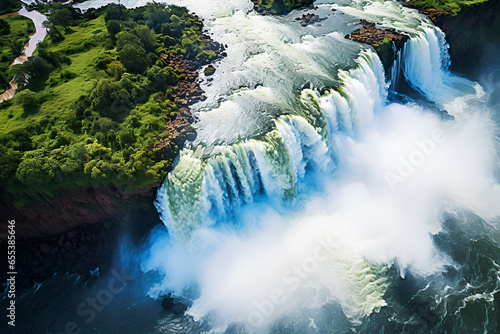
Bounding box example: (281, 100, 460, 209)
(0, 8, 43, 97)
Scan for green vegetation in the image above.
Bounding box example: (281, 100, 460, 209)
(411, 0, 490, 15)
(373, 36, 393, 71)
(0, 15, 34, 93)
(0, 3, 216, 206)
(0, 0, 22, 15)
(255, 0, 314, 14)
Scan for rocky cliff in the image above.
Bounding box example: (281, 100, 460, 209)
(406, 0, 500, 78)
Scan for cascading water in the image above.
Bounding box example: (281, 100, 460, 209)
(389, 47, 402, 91)
(146, 27, 500, 330)
(402, 27, 481, 109)
(156, 112, 333, 243)
(9, 1, 500, 333)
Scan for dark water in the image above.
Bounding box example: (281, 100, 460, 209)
(2, 210, 499, 333)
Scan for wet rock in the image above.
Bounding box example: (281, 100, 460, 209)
(298, 13, 325, 27)
(50, 246, 59, 256)
(171, 303, 188, 315)
(349, 20, 408, 49)
(33, 265, 49, 275)
(161, 295, 175, 310)
(204, 65, 216, 76)
(65, 252, 76, 259)
(58, 235, 65, 247)
(76, 245, 89, 255)
(40, 244, 50, 254)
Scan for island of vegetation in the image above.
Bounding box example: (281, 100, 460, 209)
(251, 0, 314, 14)
(0, 2, 223, 238)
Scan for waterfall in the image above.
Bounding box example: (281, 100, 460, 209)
(156, 47, 394, 245)
(156, 114, 333, 243)
(390, 47, 403, 91)
(320, 49, 387, 137)
(402, 27, 480, 109)
(146, 17, 500, 332)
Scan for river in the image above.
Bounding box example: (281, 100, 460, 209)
(0, 7, 47, 102)
(1, 0, 499, 333)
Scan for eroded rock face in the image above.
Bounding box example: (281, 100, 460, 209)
(0, 184, 157, 239)
(426, 0, 500, 77)
(155, 39, 225, 163)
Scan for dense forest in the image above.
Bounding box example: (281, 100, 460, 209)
(0, 3, 216, 206)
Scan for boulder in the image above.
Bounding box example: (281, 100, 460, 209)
(171, 303, 188, 315)
(204, 65, 216, 76)
(161, 296, 175, 310)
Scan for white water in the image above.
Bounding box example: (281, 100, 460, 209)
(402, 27, 481, 109)
(72, 0, 500, 331)
(146, 40, 500, 332)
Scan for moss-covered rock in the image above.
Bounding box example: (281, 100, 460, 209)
(252, 0, 314, 15)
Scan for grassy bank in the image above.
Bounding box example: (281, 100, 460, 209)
(0, 3, 216, 206)
(410, 0, 490, 15)
(0, 14, 35, 93)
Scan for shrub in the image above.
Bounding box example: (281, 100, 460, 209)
(118, 44, 147, 74)
(16, 89, 39, 112)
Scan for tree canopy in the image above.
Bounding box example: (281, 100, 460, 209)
(0, 2, 217, 206)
